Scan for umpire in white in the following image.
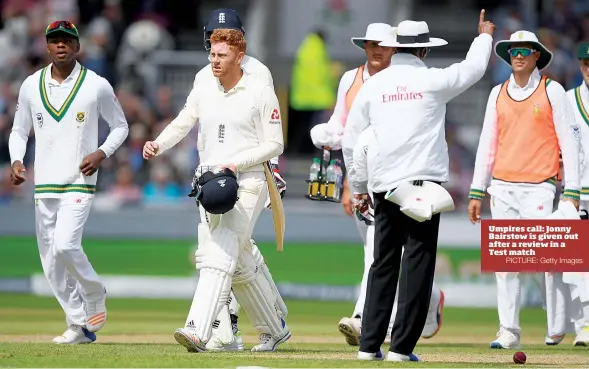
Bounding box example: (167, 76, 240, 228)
(342, 11, 495, 362)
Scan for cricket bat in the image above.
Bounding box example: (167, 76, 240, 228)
(263, 161, 285, 252)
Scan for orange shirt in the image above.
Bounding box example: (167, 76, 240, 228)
(342, 65, 365, 126)
(493, 76, 560, 183)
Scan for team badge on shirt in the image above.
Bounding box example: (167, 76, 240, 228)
(533, 104, 540, 115)
(572, 125, 581, 139)
(36, 113, 43, 128)
(76, 112, 85, 123)
(270, 108, 281, 124)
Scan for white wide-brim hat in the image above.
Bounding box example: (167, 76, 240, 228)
(494, 30, 553, 70)
(351, 23, 397, 50)
(379, 20, 447, 48)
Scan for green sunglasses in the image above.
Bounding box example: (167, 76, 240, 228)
(508, 47, 536, 57)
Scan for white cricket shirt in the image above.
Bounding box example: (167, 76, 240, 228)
(9, 62, 129, 198)
(343, 34, 494, 194)
(566, 82, 589, 199)
(471, 69, 581, 197)
(154, 72, 283, 173)
(193, 55, 279, 166)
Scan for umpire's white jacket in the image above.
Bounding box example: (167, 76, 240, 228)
(343, 33, 494, 194)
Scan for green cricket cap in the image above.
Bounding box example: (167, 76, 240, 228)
(577, 41, 589, 59)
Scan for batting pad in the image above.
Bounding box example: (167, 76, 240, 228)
(232, 246, 283, 337)
(250, 240, 288, 318)
(189, 227, 239, 342)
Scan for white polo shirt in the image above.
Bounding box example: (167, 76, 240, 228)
(154, 72, 284, 173)
(9, 62, 129, 198)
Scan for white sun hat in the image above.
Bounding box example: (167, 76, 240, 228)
(494, 30, 553, 70)
(351, 23, 397, 50)
(379, 20, 447, 48)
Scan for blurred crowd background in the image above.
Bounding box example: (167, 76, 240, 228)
(0, 0, 588, 211)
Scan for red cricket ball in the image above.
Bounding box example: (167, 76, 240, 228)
(513, 351, 526, 364)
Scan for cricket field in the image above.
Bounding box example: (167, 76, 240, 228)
(1, 236, 588, 367)
(1, 294, 589, 368)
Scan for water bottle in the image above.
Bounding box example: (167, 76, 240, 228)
(326, 160, 337, 200)
(308, 158, 321, 199)
(334, 160, 343, 201)
(309, 158, 320, 181)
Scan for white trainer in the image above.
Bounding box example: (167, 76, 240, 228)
(545, 334, 565, 346)
(338, 317, 361, 346)
(205, 330, 244, 351)
(52, 325, 96, 344)
(357, 350, 384, 361)
(85, 290, 107, 332)
(573, 326, 589, 347)
(422, 290, 445, 338)
(251, 320, 291, 352)
(386, 352, 421, 362)
(173, 327, 206, 352)
(490, 330, 520, 349)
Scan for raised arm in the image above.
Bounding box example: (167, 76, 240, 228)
(431, 10, 495, 102)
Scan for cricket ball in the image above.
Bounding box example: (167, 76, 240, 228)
(513, 351, 526, 364)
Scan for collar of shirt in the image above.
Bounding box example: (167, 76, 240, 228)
(582, 82, 589, 102)
(389, 53, 426, 68)
(508, 67, 541, 91)
(362, 62, 371, 81)
(216, 70, 248, 94)
(46, 61, 82, 87)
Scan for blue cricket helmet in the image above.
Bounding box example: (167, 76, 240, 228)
(203, 8, 246, 50)
(189, 168, 239, 215)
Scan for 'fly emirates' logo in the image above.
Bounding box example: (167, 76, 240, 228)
(382, 86, 423, 103)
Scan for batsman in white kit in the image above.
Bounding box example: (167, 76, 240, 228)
(143, 28, 291, 353)
(188, 8, 288, 351)
(309, 22, 444, 346)
(8, 21, 129, 344)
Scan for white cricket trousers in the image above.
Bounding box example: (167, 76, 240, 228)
(35, 196, 104, 327)
(488, 183, 554, 335)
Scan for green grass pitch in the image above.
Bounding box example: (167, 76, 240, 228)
(0, 293, 588, 368)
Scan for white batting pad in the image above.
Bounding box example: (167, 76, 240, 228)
(232, 245, 283, 336)
(187, 227, 239, 342)
(212, 303, 234, 344)
(251, 240, 288, 318)
(228, 290, 240, 316)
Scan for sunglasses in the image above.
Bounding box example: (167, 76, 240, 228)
(508, 47, 536, 57)
(46, 21, 78, 35)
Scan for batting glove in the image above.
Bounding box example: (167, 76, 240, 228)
(265, 164, 286, 209)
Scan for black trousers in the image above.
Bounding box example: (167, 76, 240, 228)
(359, 191, 440, 355)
